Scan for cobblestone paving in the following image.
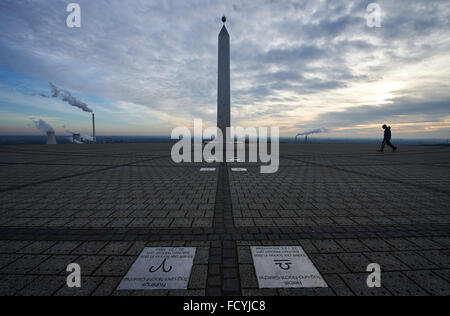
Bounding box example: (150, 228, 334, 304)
(0, 143, 448, 296)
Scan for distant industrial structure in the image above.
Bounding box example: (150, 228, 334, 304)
(46, 131, 56, 145)
(295, 128, 329, 143)
(68, 113, 97, 144)
(71, 133, 94, 144)
(92, 113, 96, 143)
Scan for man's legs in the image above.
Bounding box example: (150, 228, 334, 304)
(386, 140, 397, 151)
(379, 140, 387, 152)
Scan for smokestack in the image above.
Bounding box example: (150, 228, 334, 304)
(305, 136, 308, 144)
(92, 113, 96, 143)
(46, 131, 57, 145)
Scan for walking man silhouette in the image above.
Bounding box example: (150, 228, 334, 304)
(378, 124, 397, 152)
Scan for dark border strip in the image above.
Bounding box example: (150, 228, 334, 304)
(0, 223, 448, 242)
(207, 163, 242, 296)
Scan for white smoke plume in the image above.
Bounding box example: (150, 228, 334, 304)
(49, 82, 59, 98)
(32, 119, 54, 133)
(82, 135, 94, 141)
(296, 128, 329, 137)
(43, 83, 93, 113)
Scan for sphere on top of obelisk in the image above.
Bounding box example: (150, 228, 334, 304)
(222, 16, 227, 24)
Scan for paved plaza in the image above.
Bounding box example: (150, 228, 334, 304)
(0, 143, 449, 296)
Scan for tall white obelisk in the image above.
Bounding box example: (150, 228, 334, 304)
(218, 16, 231, 158)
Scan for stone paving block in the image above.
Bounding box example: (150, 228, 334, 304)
(208, 264, 220, 276)
(87, 218, 113, 228)
(72, 242, 108, 255)
(222, 278, 240, 293)
(415, 250, 449, 269)
(234, 218, 254, 227)
(0, 254, 49, 274)
(113, 290, 169, 296)
(239, 264, 258, 289)
(337, 253, 371, 273)
(384, 238, 420, 251)
(0, 254, 22, 270)
(237, 246, 253, 264)
(18, 275, 66, 296)
(341, 273, 392, 296)
(431, 237, 450, 248)
(74, 255, 108, 275)
(128, 219, 152, 228)
(107, 218, 133, 228)
(0, 275, 37, 296)
(332, 217, 356, 225)
(364, 252, 410, 271)
(312, 240, 345, 253)
(150, 218, 174, 228)
(45, 242, 82, 255)
(406, 238, 443, 250)
(189, 265, 208, 289)
(223, 248, 236, 259)
(237, 241, 262, 246)
(392, 251, 438, 270)
(404, 270, 450, 296)
(241, 289, 278, 296)
(260, 211, 279, 218)
(223, 258, 237, 269)
(126, 241, 147, 256)
(205, 287, 221, 296)
(98, 242, 133, 255)
(18, 241, 56, 254)
(193, 247, 209, 265)
(30, 255, 79, 275)
(360, 239, 396, 252)
(94, 256, 137, 276)
(350, 217, 374, 225)
(65, 218, 91, 227)
(169, 290, 206, 296)
(322, 274, 354, 296)
(146, 241, 172, 247)
(272, 240, 299, 246)
(297, 239, 319, 253)
(382, 272, 429, 296)
(309, 254, 350, 274)
(253, 219, 275, 227)
(55, 276, 104, 296)
(293, 217, 317, 226)
(313, 217, 335, 225)
(91, 277, 122, 296)
(273, 219, 295, 226)
(224, 267, 238, 279)
(47, 219, 72, 227)
(432, 270, 450, 282)
(278, 288, 335, 296)
(186, 241, 211, 247)
(192, 218, 213, 228)
(336, 239, 370, 252)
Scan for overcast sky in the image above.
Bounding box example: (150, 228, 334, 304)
(0, 0, 449, 138)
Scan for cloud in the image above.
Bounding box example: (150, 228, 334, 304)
(296, 128, 329, 136)
(308, 98, 450, 128)
(32, 119, 54, 133)
(0, 0, 449, 136)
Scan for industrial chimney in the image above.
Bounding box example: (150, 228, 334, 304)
(92, 113, 96, 143)
(46, 131, 57, 145)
